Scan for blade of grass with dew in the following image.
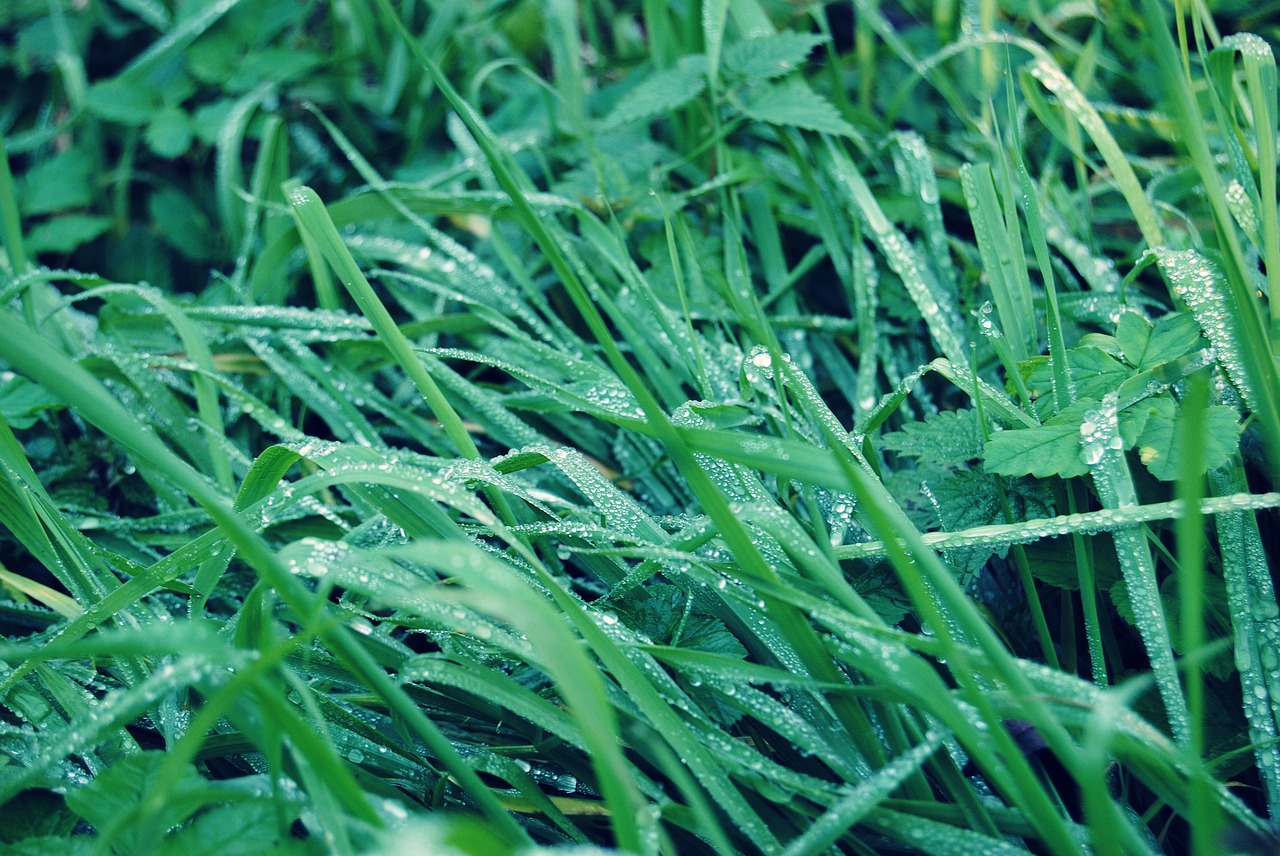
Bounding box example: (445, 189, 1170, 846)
(370, 0, 904, 790)
(1140, 0, 1280, 480)
(960, 161, 1034, 394)
(1206, 34, 1279, 342)
(1081, 391, 1190, 744)
(0, 304, 534, 845)
(824, 140, 970, 372)
(1210, 460, 1280, 817)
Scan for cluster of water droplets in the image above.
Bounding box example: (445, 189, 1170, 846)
(1078, 392, 1126, 471)
(1148, 247, 1256, 409)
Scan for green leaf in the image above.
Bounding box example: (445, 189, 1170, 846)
(144, 106, 195, 158)
(1137, 402, 1240, 481)
(66, 752, 214, 851)
(1116, 311, 1204, 370)
(0, 374, 65, 429)
(1027, 347, 1130, 408)
(158, 801, 315, 856)
(2, 836, 97, 856)
(603, 55, 708, 127)
(879, 409, 984, 466)
(739, 79, 855, 135)
(983, 400, 1098, 479)
(0, 789, 80, 843)
(723, 33, 827, 80)
(84, 78, 160, 125)
(148, 187, 219, 261)
(18, 148, 95, 216)
(23, 215, 113, 254)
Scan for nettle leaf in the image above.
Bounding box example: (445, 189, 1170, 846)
(723, 33, 828, 80)
(984, 399, 1099, 479)
(24, 215, 113, 254)
(880, 409, 984, 467)
(1116, 311, 1204, 370)
(739, 79, 856, 136)
(1137, 401, 1240, 481)
(19, 148, 95, 216)
(145, 106, 195, 158)
(603, 55, 708, 127)
(84, 77, 160, 125)
(616, 584, 746, 658)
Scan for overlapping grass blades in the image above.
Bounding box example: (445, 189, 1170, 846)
(0, 0, 1278, 853)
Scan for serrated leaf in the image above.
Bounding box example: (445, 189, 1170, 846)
(18, 148, 95, 216)
(604, 55, 708, 127)
(739, 79, 855, 136)
(1028, 347, 1131, 407)
(983, 400, 1099, 479)
(1117, 311, 1204, 370)
(24, 215, 113, 254)
(84, 78, 159, 125)
(1118, 394, 1174, 447)
(723, 33, 827, 80)
(145, 106, 194, 158)
(1137, 402, 1240, 481)
(880, 409, 984, 466)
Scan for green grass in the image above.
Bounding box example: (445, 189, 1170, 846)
(1, 0, 1279, 853)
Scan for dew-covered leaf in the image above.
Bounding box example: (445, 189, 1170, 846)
(1137, 402, 1240, 481)
(1027, 347, 1131, 407)
(984, 400, 1098, 479)
(66, 752, 211, 847)
(879, 409, 984, 466)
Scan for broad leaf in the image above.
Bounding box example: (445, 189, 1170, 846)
(723, 33, 828, 80)
(604, 55, 708, 127)
(739, 79, 856, 136)
(1116, 311, 1204, 370)
(880, 409, 984, 467)
(984, 400, 1099, 478)
(1137, 402, 1240, 481)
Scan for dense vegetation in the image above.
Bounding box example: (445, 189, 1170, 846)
(1, 0, 1279, 853)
